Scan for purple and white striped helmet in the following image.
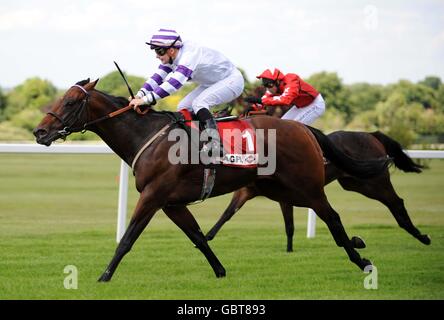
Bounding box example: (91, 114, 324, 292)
(146, 28, 183, 49)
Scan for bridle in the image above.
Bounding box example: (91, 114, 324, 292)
(47, 84, 134, 138)
(47, 85, 91, 137)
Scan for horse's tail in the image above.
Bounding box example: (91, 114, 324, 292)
(305, 125, 392, 179)
(370, 131, 423, 173)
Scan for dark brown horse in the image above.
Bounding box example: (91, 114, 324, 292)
(205, 126, 430, 252)
(33, 79, 391, 281)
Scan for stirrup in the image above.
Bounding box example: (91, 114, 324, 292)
(200, 141, 222, 165)
(200, 118, 222, 159)
(201, 140, 221, 154)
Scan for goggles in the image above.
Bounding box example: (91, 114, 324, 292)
(154, 47, 168, 56)
(262, 79, 277, 88)
(152, 36, 180, 56)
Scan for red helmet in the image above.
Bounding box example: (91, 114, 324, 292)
(257, 68, 285, 81)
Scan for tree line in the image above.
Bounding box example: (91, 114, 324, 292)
(1, 70, 443, 147)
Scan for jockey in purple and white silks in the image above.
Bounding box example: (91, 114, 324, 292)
(129, 29, 245, 159)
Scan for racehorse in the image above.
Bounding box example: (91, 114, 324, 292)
(205, 122, 430, 252)
(33, 79, 391, 282)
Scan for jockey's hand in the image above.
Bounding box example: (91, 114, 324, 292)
(245, 103, 264, 115)
(244, 96, 262, 104)
(130, 92, 156, 112)
(129, 98, 147, 110)
(252, 103, 264, 111)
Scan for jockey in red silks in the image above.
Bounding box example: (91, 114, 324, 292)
(245, 68, 325, 125)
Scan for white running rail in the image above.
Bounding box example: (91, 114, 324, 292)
(0, 143, 127, 243)
(1, 143, 443, 241)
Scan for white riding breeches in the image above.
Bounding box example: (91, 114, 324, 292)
(177, 68, 244, 113)
(281, 94, 326, 125)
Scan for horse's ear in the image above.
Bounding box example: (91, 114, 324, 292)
(85, 78, 99, 90)
(75, 78, 90, 86)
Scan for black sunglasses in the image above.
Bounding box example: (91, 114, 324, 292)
(154, 47, 168, 56)
(152, 36, 180, 56)
(263, 79, 276, 88)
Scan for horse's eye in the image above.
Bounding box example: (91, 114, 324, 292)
(65, 101, 74, 107)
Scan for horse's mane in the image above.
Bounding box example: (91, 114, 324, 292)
(75, 79, 179, 121)
(75, 78, 128, 107)
(98, 91, 129, 108)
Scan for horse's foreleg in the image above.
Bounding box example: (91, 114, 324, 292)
(279, 202, 294, 252)
(311, 196, 372, 271)
(205, 186, 257, 241)
(163, 205, 226, 278)
(98, 190, 159, 282)
(386, 198, 431, 245)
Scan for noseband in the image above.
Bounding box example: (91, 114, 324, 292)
(47, 84, 90, 137)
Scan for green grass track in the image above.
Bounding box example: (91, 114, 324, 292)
(0, 154, 443, 299)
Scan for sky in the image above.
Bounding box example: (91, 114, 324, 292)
(1, 0, 443, 89)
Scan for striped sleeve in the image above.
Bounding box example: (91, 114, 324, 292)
(140, 64, 173, 95)
(152, 64, 193, 100)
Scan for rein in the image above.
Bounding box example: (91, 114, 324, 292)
(47, 85, 135, 137)
(46, 84, 185, 172)
(46, 84, 222, 203)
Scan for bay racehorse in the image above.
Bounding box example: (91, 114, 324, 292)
(206, 119, 430, 252)
(34, 79, 391, 281)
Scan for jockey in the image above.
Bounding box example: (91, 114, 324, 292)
(244, 68, 325, 125)
(129, 28, 245, 158)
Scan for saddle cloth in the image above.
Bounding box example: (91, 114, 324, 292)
(179, 110, 258, 168)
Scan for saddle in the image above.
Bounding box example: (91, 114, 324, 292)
(178, 109, 258, 168)
(175, 109, 258, 203)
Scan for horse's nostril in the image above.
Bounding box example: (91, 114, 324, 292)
(33, 128, 48, 138)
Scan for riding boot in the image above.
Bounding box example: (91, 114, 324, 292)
(197, 108, 222, 164)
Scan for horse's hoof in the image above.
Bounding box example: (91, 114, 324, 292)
(361, 258, 373, 271)
(419, 234, 431, 245)
(98, 276, 110, 282)
(98, 271, 111, 282)
(216, 268, 226, 278)
(351, 236, 366, 249)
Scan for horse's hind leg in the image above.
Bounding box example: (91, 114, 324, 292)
(338, 175, 431, 245)
(310, 196, 372, 270)
(279, 202, 294, 252)
(206, 186, 257, 241)
(98, 190, 159, 282)
(163, 205, 226, 278)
